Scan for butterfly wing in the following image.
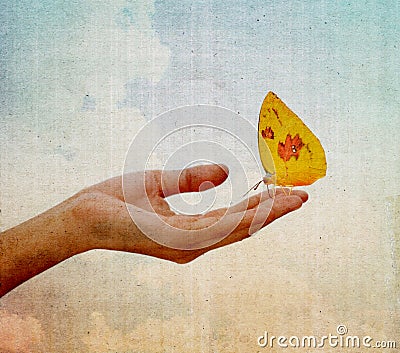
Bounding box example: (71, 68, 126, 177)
(258, 92, 327, 186)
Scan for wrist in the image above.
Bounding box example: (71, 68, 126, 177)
(0, 195, 92, 296)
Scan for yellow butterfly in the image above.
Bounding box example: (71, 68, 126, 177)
(249, 92, 327, 194)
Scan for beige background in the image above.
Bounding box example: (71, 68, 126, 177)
(1, 0, 399, 351)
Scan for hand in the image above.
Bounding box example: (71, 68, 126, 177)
(75, 164, 308, 261)
(0, 164, 308, 296)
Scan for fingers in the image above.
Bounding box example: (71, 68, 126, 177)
(189, 195, 304, 251)
(159, 164, 229, 197)
(275, 188, 308, 202)
(233, 188, 307, 214)
(270, 195, 304, 222)
(214, 194, 304, 241)
(205, 189, 308, 218)
(205, 190, 271, 218)
(127, 191, 305, 251)
(230, 190, 277, 212)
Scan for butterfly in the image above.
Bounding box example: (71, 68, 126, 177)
(247, 91, 327, 195)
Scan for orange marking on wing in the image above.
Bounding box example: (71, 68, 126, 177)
(261, 126, 274, 139)
(277, 134, 304, 162)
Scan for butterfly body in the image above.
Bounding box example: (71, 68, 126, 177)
(258, 92, 327, 188)
(262, 172, 275, 185)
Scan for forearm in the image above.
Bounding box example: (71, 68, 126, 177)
(0, 198, 92, 297)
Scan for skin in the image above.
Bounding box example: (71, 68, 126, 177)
(0, 164, 308, 297)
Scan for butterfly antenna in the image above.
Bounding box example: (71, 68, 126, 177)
(242, 180, 263, 198)
(267, 183, 272, 198)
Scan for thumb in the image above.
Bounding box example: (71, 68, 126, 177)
(161, 164, 229, 197)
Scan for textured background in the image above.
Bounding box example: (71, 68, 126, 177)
(0, 0, 399, 351)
